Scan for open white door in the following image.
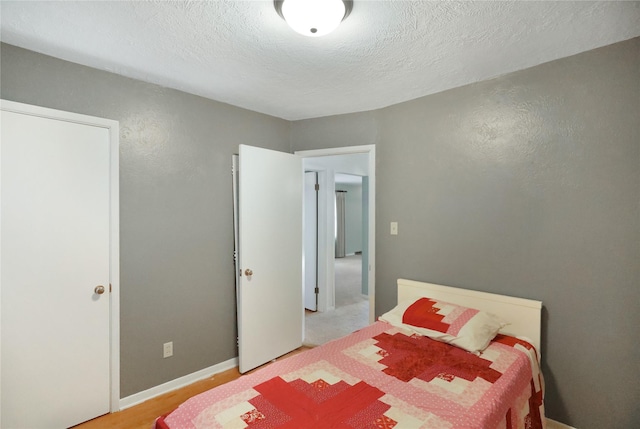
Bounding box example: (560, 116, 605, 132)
(237, 144, 303, 373)
(304, 172, 318, 311)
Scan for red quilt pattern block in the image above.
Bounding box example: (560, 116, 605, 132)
(402, 298, 450, 333)
(242, 376, 398, 429)
(373, 415, 397, 429)
(402, 297, 479, 335)
(241, 409, 266, 424)
(373, 331, 502, 384)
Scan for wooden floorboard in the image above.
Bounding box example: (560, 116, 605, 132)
(72, 347, 310, 429)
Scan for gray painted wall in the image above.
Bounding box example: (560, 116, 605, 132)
(291, 38, 640, 428)
(0, 43, 291, 397)
(2, 37, 639, 427)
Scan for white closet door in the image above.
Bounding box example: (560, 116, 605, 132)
(1, 107, 112, 428)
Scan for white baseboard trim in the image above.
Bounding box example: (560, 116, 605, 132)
(546, 418, 576, 429)
(119, 356, 239, 410)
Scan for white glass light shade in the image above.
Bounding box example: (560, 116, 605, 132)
(281, 0, 346, 37)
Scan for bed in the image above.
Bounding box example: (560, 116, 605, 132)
(155, 279, 545, 429)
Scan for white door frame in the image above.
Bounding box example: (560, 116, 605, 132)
(295, 145, 375, 324)
(0, 99, 121, 413)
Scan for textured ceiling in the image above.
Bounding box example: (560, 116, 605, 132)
(1, 1, 639, 120)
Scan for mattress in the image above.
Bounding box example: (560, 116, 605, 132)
(155, 321, 544, 429)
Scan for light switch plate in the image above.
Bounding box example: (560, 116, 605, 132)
(390, 222, 398, 235)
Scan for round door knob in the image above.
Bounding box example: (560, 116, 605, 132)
(244, 269, 253, 277)
(94, 285, 106, 295)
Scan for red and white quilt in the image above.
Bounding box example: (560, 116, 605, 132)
(156, 321, 544, 429)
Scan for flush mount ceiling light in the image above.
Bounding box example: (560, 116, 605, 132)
(274, 0, 353, 37)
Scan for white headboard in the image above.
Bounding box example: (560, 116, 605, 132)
(397, 278, 543, 354)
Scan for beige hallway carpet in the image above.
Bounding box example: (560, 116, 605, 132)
(304, 255, 369, 346)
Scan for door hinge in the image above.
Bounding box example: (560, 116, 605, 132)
(315, 183, 319, 191)
(314, 287, 319, 294)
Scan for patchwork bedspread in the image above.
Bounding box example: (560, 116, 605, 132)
(156, 321, 544, 429)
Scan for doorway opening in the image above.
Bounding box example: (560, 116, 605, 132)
(306, 174, 368, 344)
(296, 146, 375, 346)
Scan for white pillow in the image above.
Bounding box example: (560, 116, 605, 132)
(379, 297, 508, 354)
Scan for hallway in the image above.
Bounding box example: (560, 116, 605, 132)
(304, 254, 368, 345)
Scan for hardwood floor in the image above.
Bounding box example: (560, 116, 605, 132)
(71, 367, 239, 429)
(72, 347, 310, 429)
